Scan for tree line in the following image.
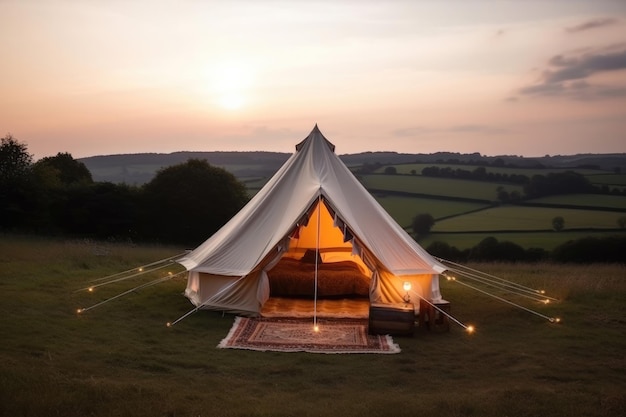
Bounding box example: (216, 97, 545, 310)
(426, 235, 626, 264)
(0, 135, 249, 246)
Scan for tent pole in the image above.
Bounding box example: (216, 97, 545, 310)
(313, 193, 321, 331)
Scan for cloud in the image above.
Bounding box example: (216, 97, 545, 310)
(565, 17, 620, 33)
(517, 45, 626, 100)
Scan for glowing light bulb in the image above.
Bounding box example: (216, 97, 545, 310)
(446, 276, 452, 281)
(544, 299, 550, 304)
(314, 325, 320, 332)
(88, 287, 94, 292)
(166, 322, 172, 327)
(540, 290, 545, 294)
(555, 318, 561, 323)
(168, 271, 172, 275)
(403, 282, 412, 292)
(138, 268, 143, 272)
(77, 308, 83, 314)
(466, 325, 475, 334)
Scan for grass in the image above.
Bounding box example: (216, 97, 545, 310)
(432, 206, 624, 232)
(372, 195, 488, 227)
(586, 173, 626, 186)
(526, 194, 626, 210)
(359, 174, 523, 202)
(1, 235, 625, 417)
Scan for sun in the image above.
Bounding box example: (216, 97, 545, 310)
(209, 60, 254, 111)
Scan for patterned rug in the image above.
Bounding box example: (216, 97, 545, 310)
(218, 317, 401, 354)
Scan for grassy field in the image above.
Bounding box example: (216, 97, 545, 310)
(526, 194, 626, 210)
(372, 196, 488, 228)
(359, 174, 523, 202)
(1, 236, 624, 417)
(432, 206, 624, 232)
(586, 173, 626, 186)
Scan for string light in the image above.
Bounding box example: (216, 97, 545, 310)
(88, 287, 94, 292)
(76, 308, 83, 314)
(138, 268, 143, 272)
(550, 317, 562, 323)
(166, 322, 172, 327)
(466, 325, 475, 334)
(313, 325, 320, 333)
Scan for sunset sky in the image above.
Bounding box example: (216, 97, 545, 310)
(1, 0, 625, 160)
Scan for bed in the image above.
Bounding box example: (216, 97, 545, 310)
(267, 256, 371, 298)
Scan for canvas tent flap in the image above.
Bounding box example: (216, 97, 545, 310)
(177, 125, 445, 279)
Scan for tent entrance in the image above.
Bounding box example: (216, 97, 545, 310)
(262, 198, 372, 318)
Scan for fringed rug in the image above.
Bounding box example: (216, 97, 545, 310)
(218, 317, 401, 354)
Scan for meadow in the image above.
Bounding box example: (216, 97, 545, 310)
(432, 206, 624, 232)
(1, 235, 624, 417)
(358, 174, 524, 202)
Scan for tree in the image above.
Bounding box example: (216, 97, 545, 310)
(141, 159, 249, 245)
(411, 213, 435, 238)
(496, 186, 510, 203)
(0, 134, 32, 182)
(383, 166, 397, 175)
(34, 152, 93, 186)
(0, 134, 36, 230)
(552, 216, 565, 232)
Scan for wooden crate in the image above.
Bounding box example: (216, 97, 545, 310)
(368, 302, 415, 336)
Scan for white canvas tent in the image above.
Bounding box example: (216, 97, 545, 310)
(177, 125, 447, 317)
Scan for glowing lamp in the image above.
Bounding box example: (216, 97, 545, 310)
(314, 325, 320, 333)
(402, 282, 411, 303)
(466, 325, 475, 334)
(88, 287, 94, 292)
(166, 322, 172, 327)
(138, 268, 143, 272)
(76, 308, 83, 314)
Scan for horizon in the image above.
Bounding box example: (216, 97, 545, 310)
(78, 146, 626, 161)
(2, 0, 626, 160)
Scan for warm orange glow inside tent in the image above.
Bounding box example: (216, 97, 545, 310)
(285, 201, 369, 273)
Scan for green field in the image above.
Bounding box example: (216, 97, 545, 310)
(1, 236, 624, 417)
(359, 174, 522, 202)
(373, 196, 488, 227)
(586, 173, 626, 186)
(526, 194, 626, 209)
(432, 206, 624, 232)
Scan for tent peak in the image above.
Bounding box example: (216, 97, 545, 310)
(296, 125, 336, 153)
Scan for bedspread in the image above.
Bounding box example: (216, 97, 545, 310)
(267, 257, 370, 297)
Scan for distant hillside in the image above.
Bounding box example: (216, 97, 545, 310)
(79, 151, 626, 185)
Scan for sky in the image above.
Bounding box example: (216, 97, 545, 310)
(1, 0, 626, 160)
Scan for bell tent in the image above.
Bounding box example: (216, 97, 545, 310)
(177, 125, 447, 317)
